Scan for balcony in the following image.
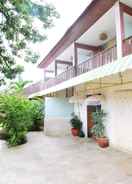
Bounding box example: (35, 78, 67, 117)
(123, 36, 132, 57)
(77, 46, 117, 75)
(25, 36, 132, 96)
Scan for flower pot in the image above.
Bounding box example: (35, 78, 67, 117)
(96, 137, 109, 148)
(71, 128, 79, 136)
(92, 134, 97, 141)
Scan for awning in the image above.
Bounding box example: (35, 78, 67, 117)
(69, 96, 85, 103)
(85, 95, 103, 105)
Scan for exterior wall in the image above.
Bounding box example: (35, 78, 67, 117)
(125, 21, 132, 39)
(104, 90, 132, 152)
(74, 102, 87, 135)
(45, 97, 74, 136)
(45, 97, 73, 118)
(74, 83, 132, 152)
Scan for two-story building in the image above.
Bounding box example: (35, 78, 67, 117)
(25, 0, 132, 152)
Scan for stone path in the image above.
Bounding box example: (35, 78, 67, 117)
(0, 132, 132, 184)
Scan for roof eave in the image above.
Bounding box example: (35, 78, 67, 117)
(38, 0, 117, 68)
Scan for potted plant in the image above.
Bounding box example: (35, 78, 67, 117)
(91, 109, 109, 148)
(70, 113, 82, 136)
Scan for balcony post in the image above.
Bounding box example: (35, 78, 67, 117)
(115, 1, 125, 59)
(55, 60, 57, 76)
(44, 70, 46, 81)
(74, 43, 78, 76)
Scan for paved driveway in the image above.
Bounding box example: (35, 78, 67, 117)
(0, 132, 132, 184)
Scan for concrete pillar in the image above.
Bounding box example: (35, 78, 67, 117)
(115, 1, 125, 59)
(74, 43, 78, 76)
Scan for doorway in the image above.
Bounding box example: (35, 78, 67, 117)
(87, 105, 101, 137)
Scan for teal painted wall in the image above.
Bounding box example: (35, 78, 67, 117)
(125, 21, 132, 38)
(45, 97, 74, 118)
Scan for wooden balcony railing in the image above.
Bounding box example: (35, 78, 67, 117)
(24, 81, 42, 96)
(56, 66, 75, 83)
(77, 46, 117, 75)
(25, 36, 132, 96)
(38, 67, 75, 90)
(123, 36, 132, 57)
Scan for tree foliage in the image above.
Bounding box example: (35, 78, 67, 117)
(10, 79, 32, 93)
(28, 98, 44, 131)
(0, 94, 33, 146)
(0, 94, 44, 147)
(0, 0, 59, 85)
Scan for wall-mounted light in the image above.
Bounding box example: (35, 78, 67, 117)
(86, 93, 102, 98)
(99, 32, 108, 41)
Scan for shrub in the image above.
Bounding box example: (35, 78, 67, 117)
(91, 109, 107, 138)
(70, 113, 82, 130)
(28, 98, 44, 131)
(0, 95, 33, 146)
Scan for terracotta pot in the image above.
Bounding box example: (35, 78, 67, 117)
(71, 128, 79, 136)
(96, 137, 109, 148)
(92, 135, 97, 141)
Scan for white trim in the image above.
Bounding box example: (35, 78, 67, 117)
(115, 1, 123, 59)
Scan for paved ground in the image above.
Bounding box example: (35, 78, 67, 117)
(0, 132, 132, 184)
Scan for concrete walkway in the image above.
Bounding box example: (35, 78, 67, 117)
(0, 132, 132, 184)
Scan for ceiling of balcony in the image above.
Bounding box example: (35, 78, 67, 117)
(77, 5, 132, 46)
(45, 1, 132, 73)
(121, 0, 132, 7)
(57, 4, 132, 62)
(77, 6, 116, 46)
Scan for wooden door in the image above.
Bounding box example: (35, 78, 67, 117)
(87, 105, 101, 137)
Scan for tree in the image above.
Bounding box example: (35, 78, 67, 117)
(0, 0, 59, 85)
(10, 79, 32, 93)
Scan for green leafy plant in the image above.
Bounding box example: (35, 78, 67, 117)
(0, 94, 33, 146)
(70, 113, 82, 130)
(0, 0, 59, 85)
(29, 98, 44, 131)
(91, 109, 107, 138)
(9, 79, 32, 94)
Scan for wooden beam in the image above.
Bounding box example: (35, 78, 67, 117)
(55, 60, 73, 66)
(44, 70, 54, 73)
(39, 0, 117, 68)
(55, 61, 57, 76)
(74, 43, 78, 76)
(120, 2, 132, 16)
(55, 60, 73, 76)
(75, 42, 101, 51)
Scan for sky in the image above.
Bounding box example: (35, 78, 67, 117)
(22, 0, 92, 82)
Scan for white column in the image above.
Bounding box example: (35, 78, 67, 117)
(115, 1, 125, 59)
(43, 70, 46, 81)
